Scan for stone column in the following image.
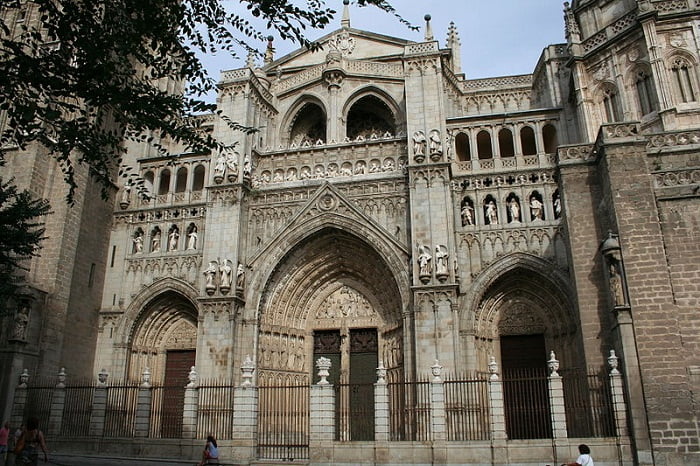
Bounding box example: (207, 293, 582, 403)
(134, 368, 152, 438)
(11, 370, 29, 428)
(231, 356, 257, 462)
(429, 361, 447, 441)
(182, 366, 198, 440)
(48, 368, 67, 436)
(547, 352, 567, 439)
(309, 357, 335, 464)
(487, 357, 506, 441)
(90, 369, 109, 437)
(374, 363, 390, 442)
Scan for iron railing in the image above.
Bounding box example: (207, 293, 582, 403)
(257, 384, 309, 460)
(388, 377, 432, 441)
(562, 368, 616, 438)
(334, 383, 375, 441)
(502, 368, 552, 439)
(196, 380, 235, 439)
(444, 373, 491, 441)
(60, 383, 95, 437)
(103, 383, 140, 438)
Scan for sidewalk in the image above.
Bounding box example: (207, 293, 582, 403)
(32, 453, 196, 466)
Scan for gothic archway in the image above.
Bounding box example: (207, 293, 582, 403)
(257, 227, 404, 386)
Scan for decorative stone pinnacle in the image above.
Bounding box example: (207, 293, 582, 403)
(241, 355, 255, 387)
(547, 350, 560, 376)
(141, 367, 151, 388)
(488, 356, 499, 381)
(431, 359, 443, 382)
(264, 36, 275, 64)
(19, 368, 29, 388)
(315, 356, 332, 385)
(56, 367, 66, 388)
(341, 0, 350, 28)
(376, 361, 387, 384)
(97, 368, 109, 387)
(608, 350, 620, 375)
(424, 14, 433, 41)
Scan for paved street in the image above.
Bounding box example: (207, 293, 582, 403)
(6, 453, 199, 466)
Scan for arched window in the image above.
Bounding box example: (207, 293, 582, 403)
(144, 171, 155, 196)
(520, 126, 537, 156)
(158, 169, 171, 195)
(477, 130, 493, 160)
(498, 128, 515, 157)
(289, 102, 326, 145)
(542, 124, 558, 154)
(635, 69, 658, 115)
(175, 167, 188, 193)
(455, 132, 471, 161)
(670, 56, 698, 103)
(192, 165, 205, 191)
(346, 95, 396, 140)
(601, 85, 622, 122)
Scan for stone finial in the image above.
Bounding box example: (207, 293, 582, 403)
(446, 21, 462, 74)
(608, 350, 620, 375)
(376, 361, 387, 385)
(141, 367, 151, 388)
(18, 369, 29, 388)
(246, 49, 256, 69)
(424, 14, 433, 42)
(264, 36, 275, 64)
(241, 355, 255, 387)
(187, 366, 198, 388)
(547, 350, 560, 376)
(341, 0, 350, 28)
(56, 367, 67, 388)
(563, 2, 581, 43)
(488, 356, 499, 381)
(431, 359, 443, 382)
(315, 356, 331, 385)
(97, 368, 109, 387)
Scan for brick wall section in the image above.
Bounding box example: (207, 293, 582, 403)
(557, 161, 612, 368)
(600, 140, 699, 459)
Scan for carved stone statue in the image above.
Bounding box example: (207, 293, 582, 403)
(243, 156, 252, 179)
(236, 263, 245, 290)
(412, 131, 427, 158)
(435, 245, 449, 278)
(485, 201, 498, 225)
(429, 129, 442, 154)
(119, 184, 131, 209)
(509, 198, 520, 223)
(418, 245, 432, 278)
(530, 196, 544, 220)
(10, 302, 30, 341)
(168, 228, 179, 251)
(133, 233, 144, 254)
(609, 263, 625, 307)
(461, 203, 474, 226)
(225, 150, 239, 182)
(187, 226, 198, 250)
(151, 230, 161, 253)
(203, 261, 218, 294)
(220, 259, 233, 291)
(213, 154, 226, 182)
(553, 194, 562, 219)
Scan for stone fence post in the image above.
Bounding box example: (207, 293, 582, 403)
(487, 357, 506, 441)
(608, 350, 629, 437)
(90, 369, 109, 437)
(134, 368, 152, 438)
(182, 366, 198, 440)
(232, 356, 258, 462)
(309, 357, 334, 464)
(48, 368, 67, 436)
(430, 360, 447, 441)
(547, 351, 567, 439)
(374, 362, 389, 442)
(11, 369, 29, 428)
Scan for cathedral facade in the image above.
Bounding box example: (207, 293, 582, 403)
(2, 0, 700, 464)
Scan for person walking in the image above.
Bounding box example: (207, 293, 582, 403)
(0, 422, 9, 464)
(15, 418, 47, 465)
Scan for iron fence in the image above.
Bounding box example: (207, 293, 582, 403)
(103, 383, 140, 438)
(562, 368, 616, 438)
(257, 384, 309, 460)
(444, 373, 490, 441)
(334, 383, 374, 441)
(196, 380, 235, 439)
(60, 383, 95, 437)
(150, 385, 185, 438)
(502, 368, 552, 439)
(388, 377, 432, 441)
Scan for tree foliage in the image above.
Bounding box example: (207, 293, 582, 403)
(0, 177, 51, 302)
(0, 0, 411, 202)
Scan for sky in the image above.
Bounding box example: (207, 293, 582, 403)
(202, 1, 565, 89)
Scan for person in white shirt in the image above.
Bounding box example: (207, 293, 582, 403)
(562, 444, 594, 466)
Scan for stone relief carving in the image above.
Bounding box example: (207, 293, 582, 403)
(316, 286, 374, 319)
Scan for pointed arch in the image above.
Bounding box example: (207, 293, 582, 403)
(280, 94, 328, 146)
(342, 85, 404, 139)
